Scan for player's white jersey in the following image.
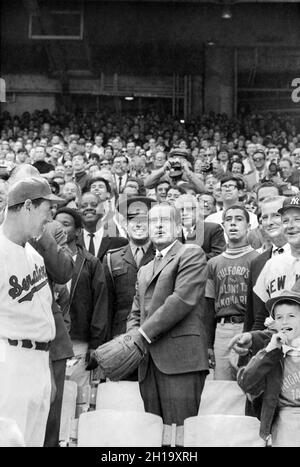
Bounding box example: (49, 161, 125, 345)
(0, 229, 55, 342)
(253, 245, 300, 303)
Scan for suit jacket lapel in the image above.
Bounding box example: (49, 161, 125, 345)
(69, 251, 85, 305)
(149, 240, 182, 284)
(98, 237, 111, 260)
(140, 243, 155, 268)
(123, 244, 136, 267)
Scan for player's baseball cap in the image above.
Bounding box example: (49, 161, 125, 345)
(278, 195, 300, 214)
(7, 176, 63, 207)
(266, 288, 300, 318)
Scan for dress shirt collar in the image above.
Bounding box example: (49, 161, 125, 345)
(156, 240, 177, 258)
(272, 243, 290, 256)
(130, 241, 151, 257)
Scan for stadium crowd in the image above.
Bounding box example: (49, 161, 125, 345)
(1, 107, 300, 447)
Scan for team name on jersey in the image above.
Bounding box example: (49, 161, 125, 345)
(8, 263, 48, 303)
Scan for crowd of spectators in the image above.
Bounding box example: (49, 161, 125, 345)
(1, 107, 300, 447)
(0, 108, 300, 252)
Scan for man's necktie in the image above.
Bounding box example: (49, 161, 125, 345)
(153, 252, 163, 274)
(88, 233, 95, 256)
(134, 247, 144, 268)
(273, 247, 284, 255)
(119, 176, 123, 193)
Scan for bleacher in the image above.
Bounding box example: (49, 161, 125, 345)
(58, 377, 264, 447)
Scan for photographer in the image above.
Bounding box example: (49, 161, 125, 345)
(143, 148, 205, 193)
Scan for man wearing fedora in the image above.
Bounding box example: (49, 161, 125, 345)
(103, 196, 156, 343)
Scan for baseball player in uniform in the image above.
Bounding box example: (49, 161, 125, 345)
(0, 177, 61, 446)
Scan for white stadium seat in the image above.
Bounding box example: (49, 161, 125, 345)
(184, 414, 264, 447)
(77, 409, 163, 447)
(198, 380, 246, 416)
(96, 381, 145, 412)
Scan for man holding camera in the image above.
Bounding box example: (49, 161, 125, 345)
(143, 149, 205, 194)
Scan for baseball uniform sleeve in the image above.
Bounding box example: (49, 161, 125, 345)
(253, 262, 270, 303)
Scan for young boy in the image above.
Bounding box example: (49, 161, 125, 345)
(238, 287, 300, 446)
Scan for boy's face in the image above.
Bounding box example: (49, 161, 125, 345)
(274, 303, 300, 345)
(223, 208, 249, 243)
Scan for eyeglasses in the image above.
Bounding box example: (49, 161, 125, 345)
(253, 157, 264, 162)
(221, 184, 237, 191)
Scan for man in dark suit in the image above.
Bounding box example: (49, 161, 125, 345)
(78, 191, 128, 262)
(55, 207, 108, 387)
(175, 194, 226, 260)
(104, 196, 156, 341)
(243, 195, 287, 332)
(127, 202, 209, 426)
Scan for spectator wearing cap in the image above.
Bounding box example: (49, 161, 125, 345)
(143, 148, 205, 194)
(244, 195, 288, 333)
(237, 284, 300, 446)
(54, 207, 108, 387)
(103, 196, 156, 347)
(253, 195, 300, 331)
(0, 177, 62, 446)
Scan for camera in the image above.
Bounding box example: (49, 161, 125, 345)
(201, 162, 213, 173)
(268, 162, 279, 175)
(169, 160, 183, 178)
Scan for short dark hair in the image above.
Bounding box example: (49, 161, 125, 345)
(228, 160, 244, 174)
(89, 153, 100, 163)
(155, 180, 171, 192)
(220, 175, 245, 191)
(199, 192, 217, 206)
(166, 185, 186, 196)
(113, 154, 129, 164)
(55, 207, 83, 229)
(87, 176, 111, 193)
(222, 204, 250, 223)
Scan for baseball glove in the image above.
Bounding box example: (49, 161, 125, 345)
(92, 328, 148, 381)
